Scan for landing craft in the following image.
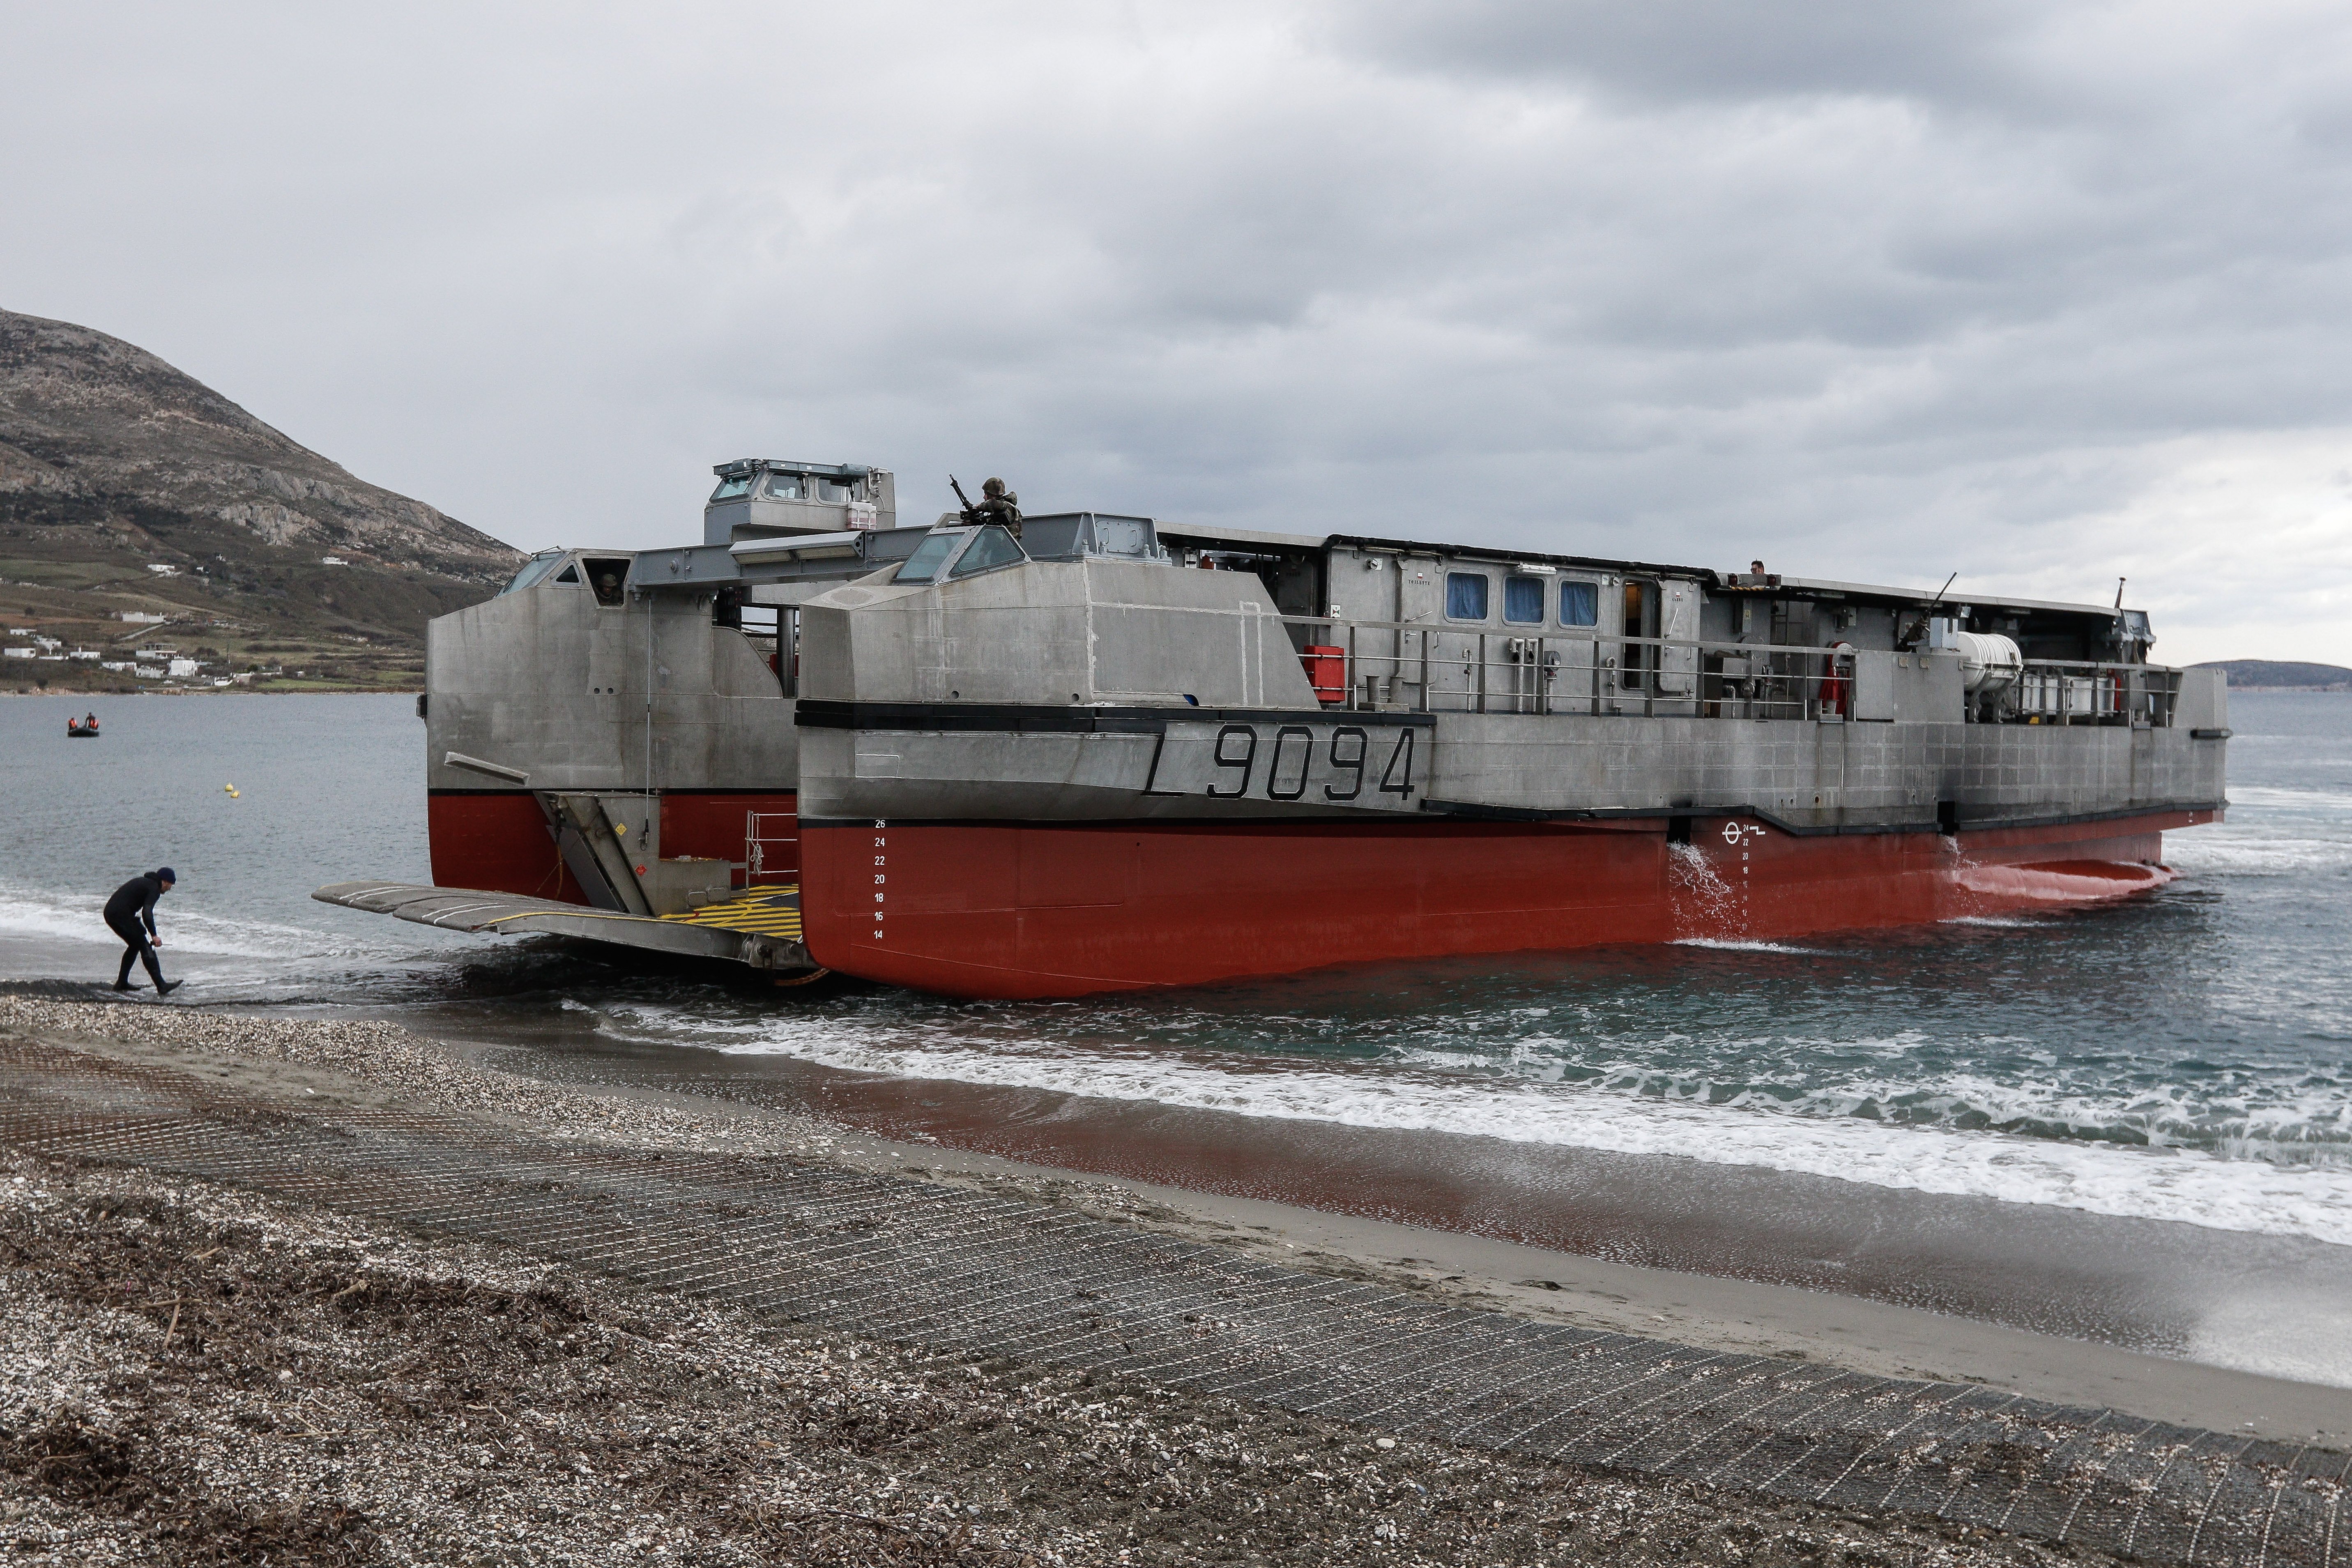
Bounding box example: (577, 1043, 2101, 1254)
(319, 459, 2226, 999)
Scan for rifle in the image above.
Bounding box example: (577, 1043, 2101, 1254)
(948, 475, 979, 523)
(1899, 572, 1961, 650)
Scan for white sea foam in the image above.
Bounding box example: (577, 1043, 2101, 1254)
(2168, 836, 2352, 877)
(2166, 786, 2352, 879)
(1668, 938, 1830, 954)
(2219, 785, 2352, 810)
(604, 1005, 2352, 1249)
(1570, 1061, 2349, 1162)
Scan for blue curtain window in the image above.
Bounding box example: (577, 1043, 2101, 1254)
(1560, 580, 1599, 626)
(1503, 576, 1544, 623)
(1445, 572, 1489, 619)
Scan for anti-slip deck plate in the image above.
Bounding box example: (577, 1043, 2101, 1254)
(660, 884, 803, 942)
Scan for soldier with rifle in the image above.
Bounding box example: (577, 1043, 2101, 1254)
(950, 475, 1023, 539)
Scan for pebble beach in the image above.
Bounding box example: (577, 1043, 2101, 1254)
(0, 996, 2207, 1568)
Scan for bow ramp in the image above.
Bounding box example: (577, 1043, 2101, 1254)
(313, 880, 815, 977)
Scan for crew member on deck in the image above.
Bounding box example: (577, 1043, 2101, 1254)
(973, 477, 1023, 539)
(104, 867, 180, 995)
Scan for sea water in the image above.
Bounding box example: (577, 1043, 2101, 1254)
(4, 690, 2348, 1321)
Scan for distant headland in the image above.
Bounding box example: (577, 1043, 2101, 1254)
(2193, 659, 2352, 691)
(1, 307, 521, 695)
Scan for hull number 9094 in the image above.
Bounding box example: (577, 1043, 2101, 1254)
(1144, 719, 1431, 813)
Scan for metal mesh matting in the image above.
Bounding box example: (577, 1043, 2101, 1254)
(0, 1038, 2342, 1568)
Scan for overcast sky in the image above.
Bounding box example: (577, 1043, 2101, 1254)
(7, 1, 2352, 663)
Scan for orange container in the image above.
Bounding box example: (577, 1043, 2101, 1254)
(1301, 644, 1346, 704)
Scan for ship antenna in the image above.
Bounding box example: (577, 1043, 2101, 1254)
(2114, 576, 2126, 610)
(1927, 571, 1959, 612)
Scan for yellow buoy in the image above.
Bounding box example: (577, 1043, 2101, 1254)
(224, 783, 239, 797)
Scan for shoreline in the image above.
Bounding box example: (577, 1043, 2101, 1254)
(7, 995, 2345, 1448)
(0, 1154, 2099, 1568)
(427, 1009, 2352, 1398)
(5, 997, 2346, 1566)
(4, 686, 421, 697)
(413, 1025, 2352, 1444)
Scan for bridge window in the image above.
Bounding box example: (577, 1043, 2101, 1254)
(498, 552, 564, 594)
(894, 531, 963, 582)
(1503, 576, 1544, 624)
(815, 475, 858, 502)
(1445, 572, 1489, 620)
(711, 475, 754, 500)
(763, 473, 805, 500)
(1560, 580, 1599, 627)
(949, 525, 1026, 578)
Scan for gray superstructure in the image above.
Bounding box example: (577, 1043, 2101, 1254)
(792, 519, 2224, 836)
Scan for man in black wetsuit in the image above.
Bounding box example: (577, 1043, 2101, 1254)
(104, 868, 180, 995)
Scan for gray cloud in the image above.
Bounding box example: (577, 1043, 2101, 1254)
(3, 1, 2349, 661)
(1331, 0, 2040, 111)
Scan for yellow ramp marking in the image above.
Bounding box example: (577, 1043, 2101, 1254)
(660, 884, 803, 941)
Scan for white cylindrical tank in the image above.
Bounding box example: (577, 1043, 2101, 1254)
(1951, 631, 2023, 694)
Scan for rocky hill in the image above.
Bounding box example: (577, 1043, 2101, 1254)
(2193, 660, 2352, 691)
(1, 307, 522, 692)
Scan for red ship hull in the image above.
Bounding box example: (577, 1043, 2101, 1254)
(799, 809, 2212, 999)
(427, 790, 800, 903)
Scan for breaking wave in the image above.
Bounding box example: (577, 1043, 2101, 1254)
(596, 997, 2352, 1248)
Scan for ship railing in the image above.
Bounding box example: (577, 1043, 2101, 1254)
(2008, 659, 2181, 727)
(1271, 613, 2182, 726)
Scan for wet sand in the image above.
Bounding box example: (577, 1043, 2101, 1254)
(11, 994, 2345, 1447)
(446, 1019, 2352, 1412)
(4, 996, 2210, 1568)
